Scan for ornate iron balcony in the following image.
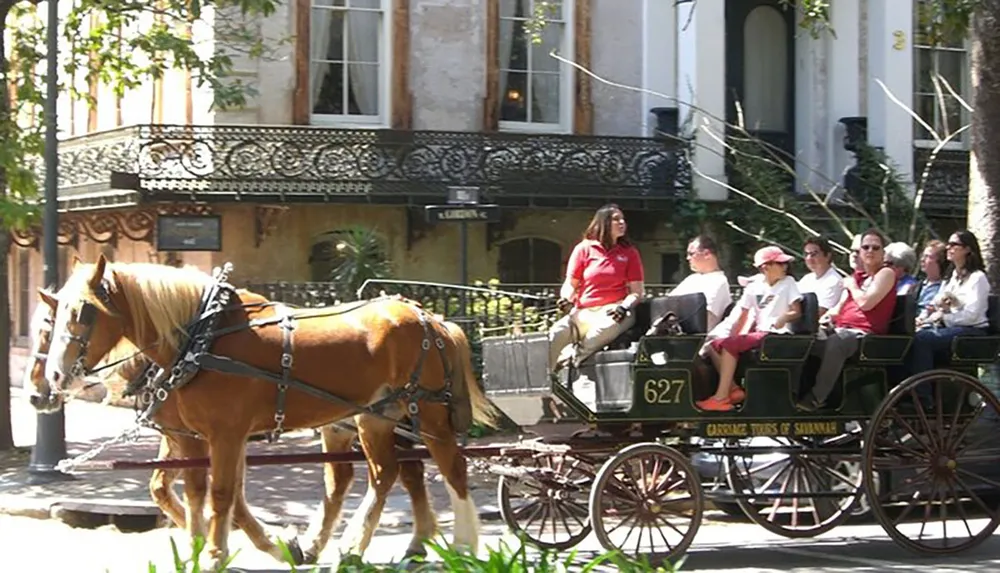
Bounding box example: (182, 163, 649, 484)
(914, 147, 970, 217)
(52, 124, 693, 209)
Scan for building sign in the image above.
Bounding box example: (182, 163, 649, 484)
(156, 215, 222, 252)
(425, 205, 500, 223)
(700, 420, 844, 438)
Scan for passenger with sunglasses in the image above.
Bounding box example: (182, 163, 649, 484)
(908, 230, 990, 375)
(797, 229, 898, 412)
(697, 246, 802, 412)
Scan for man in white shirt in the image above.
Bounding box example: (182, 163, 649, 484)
(797, 236, 844, 316)
(669, 235, 732, 332)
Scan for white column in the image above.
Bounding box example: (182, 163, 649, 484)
(826, 0, 862, 194)
(866, 0, 914, 186)
(676, 0, 727, 201)
(795, 34, 828, 194)
(641, 0, 676, 135)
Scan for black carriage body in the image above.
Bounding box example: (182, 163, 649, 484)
(483, 291, 1000, 438)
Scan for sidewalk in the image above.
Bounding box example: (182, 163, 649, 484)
(2, 383, 506, 533)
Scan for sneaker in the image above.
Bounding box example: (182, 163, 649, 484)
(729, 387, 746, 404)
(795, 395, 822, 412)
(697, 396, 734, 412)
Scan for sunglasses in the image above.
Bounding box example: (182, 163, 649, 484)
(948, 241, 965, 248)
(859, 244, 882, 252)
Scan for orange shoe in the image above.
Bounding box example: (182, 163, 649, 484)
(729, 387, 746, 404)
(696, 396, 733, 412)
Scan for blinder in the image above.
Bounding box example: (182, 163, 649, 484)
(57, 280, 114, 387)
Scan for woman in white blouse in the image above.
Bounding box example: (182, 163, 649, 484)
(908, 230, 991, 376)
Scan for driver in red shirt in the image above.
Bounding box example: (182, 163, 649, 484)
(549, 204, 645, 372)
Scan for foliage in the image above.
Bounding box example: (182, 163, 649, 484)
(325, 226, 394, 300)
(149, 534, 683, 572)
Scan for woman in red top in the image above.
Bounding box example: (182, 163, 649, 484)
(549, 204, 645, 371)
(796, 228, 897, 412)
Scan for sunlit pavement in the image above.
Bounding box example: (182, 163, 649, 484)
(2, 513, 999, 572)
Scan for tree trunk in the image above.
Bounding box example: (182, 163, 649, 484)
(970, 1, 1000, 289)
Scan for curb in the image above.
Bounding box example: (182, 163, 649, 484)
(0, 493, 504, 529)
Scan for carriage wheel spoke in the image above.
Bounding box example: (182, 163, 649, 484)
(888, 409, 935, 455)
(952, 471, 998, 520)
(945, 476, 976, 538)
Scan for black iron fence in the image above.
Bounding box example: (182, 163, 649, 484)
(244, 279, 687, 337)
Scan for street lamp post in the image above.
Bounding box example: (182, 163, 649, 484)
(27, 0, 71, 484)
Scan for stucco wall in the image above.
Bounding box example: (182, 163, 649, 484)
(591, 0, 644, 136)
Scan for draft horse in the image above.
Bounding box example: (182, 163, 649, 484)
(38, 255, 498, 569)
(26, 295, 487, 563)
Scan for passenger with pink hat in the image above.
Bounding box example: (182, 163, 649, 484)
(696, 246, 803, 412)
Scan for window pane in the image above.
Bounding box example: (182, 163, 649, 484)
(530, 72, 560, 123)
(350, 0, 380, 8)
(501, 71, 529, 121)
(312, 62, 345, 115)
(535, 0, 565, 22)
(313, 0, 346, 7)
(347, 63, 380, 115)
(530, 22, 562, 73)
(935, 50, 965, 93)
(942, 96, 965, 137)
(914, 94, 936, 140)
(345, 9, 380, 64)
(500, 20, 528, 71)
(914, 48, 934, 93)
(312, 9, 344, 61)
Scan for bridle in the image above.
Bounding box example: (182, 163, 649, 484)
(52, 279, 156, 390)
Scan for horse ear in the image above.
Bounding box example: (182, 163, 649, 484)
(37, 288, 58, 309)
(71, 254, 83, 269)
(88, 254, 108, 290)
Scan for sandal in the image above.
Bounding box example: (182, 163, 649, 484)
(696, 396, 733, 412)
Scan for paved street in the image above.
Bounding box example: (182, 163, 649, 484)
(2, 512, 1000, 572)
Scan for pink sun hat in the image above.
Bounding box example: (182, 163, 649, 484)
(753, 246, 794, 268)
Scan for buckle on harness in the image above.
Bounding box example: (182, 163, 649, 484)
(281, 354, 293, 369)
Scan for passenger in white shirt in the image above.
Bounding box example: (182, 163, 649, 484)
(670, 235, 732, 332)
(907, 230, 992, 376)
(696, 246, 803, 412)
(797, 236, 844, 316)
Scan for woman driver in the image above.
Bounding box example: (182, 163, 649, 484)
(548, 204, 645, 373)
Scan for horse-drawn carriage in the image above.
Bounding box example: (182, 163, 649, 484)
(481, 290, 1000, 563)
(28, 259, 1000, 568)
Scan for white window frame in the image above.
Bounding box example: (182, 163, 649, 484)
(309, 0, 392, 128)
(912, 5, 971, 151)
(498, 0, 576, 134)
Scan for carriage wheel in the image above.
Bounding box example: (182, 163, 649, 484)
(863, 369, 1000, 555)
(589, 442, 703, 566)
(497, 452, 595, 550)
(723, 434, 863, 538)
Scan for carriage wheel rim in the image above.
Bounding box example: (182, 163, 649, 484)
(588, 442, 703, 566)
(497, 452, 595, 550)
(862, 368, 1000, 555)
(722, 436, 864, 538)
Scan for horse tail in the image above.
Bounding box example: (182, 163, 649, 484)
(439, 320, 501, 431)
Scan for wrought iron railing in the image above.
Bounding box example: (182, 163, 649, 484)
(54, 124, 693, 207)
(914, 147, 969, 215)
(242, 279, 717, 337)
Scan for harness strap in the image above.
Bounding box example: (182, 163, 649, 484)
(268, 304, 295, 443)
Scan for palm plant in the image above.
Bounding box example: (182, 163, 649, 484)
(327, 225, 394, 300)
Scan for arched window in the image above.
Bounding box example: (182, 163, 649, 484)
(498, 237, 562, 284)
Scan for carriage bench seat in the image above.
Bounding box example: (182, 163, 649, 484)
(854, 294, 917, 364)
(744, 293, 820, 364)
(950, 295, 1000, 363)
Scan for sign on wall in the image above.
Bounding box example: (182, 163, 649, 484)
(425, 205, 501, 223)
(156, 215, 222, 252)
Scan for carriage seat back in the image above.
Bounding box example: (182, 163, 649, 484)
(650, 292, 709, 334)
(888, 293, 918, 336)
(988, 295, 1000, 335)
(789, 292, 819, 335)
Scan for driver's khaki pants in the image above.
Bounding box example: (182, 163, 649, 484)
(548, 303, 636, 371)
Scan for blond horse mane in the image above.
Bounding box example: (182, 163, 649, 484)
(66, 261, 214, 356)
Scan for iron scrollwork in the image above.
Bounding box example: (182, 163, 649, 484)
(108, 125, 693, 203)
(913, 147, 970, 215)
(9, 205, 214, 250)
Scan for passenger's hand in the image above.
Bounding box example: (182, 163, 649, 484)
(556, 297, 573, 314)
(774, 316, 788, 329)
(608, 304, 629, 322)
(818, 313, 832, 327)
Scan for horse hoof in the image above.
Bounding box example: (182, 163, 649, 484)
(403, 547, 427, 560)
(302, 549, 319, 565)
(283, 537, 306, 566)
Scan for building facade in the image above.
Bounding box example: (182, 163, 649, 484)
(8, 0, 970, 344)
